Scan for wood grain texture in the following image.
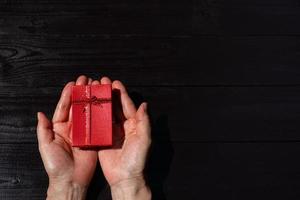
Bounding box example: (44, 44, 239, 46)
(149, 142, 300, 199)
(0, 0, 218, 36)
(1, 0, 300, 36)
(1, 143, 300, 199)
(1, 35, 300, 86)
(1, 0, 300, 199)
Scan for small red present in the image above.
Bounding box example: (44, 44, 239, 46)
(71, 84, 112, 147)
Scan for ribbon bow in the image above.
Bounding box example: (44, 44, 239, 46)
(72, 96, 111, 107)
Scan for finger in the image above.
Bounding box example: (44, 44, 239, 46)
(76, 75, 88, 85)
(92, 80, 100, 85)
(100, 76, 112, 84)
(100, 77, 115, 123)
(69, 75, 88, 122)
(112, 80, 136, 119)
(69, 105, 73, 122)
(53, 121, 72, 143)
(136, 102, 151, 140)
(37, 112, 54, 145)
(52, 81, 75, 123)
(88, 78, 92, 85)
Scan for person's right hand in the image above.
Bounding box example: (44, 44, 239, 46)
(96, 77, 152, 199)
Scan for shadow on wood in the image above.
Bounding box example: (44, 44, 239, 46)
(148, 115, 173, 200)
(131, 89, 174, 200)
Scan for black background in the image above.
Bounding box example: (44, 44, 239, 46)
(1, 0, 300, 199)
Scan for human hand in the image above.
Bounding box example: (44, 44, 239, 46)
(96, 77, 152, 199)
(36, 75, 98, 200)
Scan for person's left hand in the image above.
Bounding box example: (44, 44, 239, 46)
(37, 75, 97, 200)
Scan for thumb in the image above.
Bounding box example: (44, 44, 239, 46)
(37, 112, 54, 146)
(136, 102, 151, 140)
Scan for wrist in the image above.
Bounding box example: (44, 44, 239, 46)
(110, 176, 151, 200)
(47, 180, 87, 200)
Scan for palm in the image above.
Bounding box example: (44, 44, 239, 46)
(44, 121, 97, 186)
(37, 77, 98, 187)
(41, 125, 73, 179)
(98, 118, 143, 184)
(96, 79, 151, 186)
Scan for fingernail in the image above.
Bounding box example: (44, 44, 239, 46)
(37, 112, 40, 120)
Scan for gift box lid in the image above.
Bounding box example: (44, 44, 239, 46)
(71, 84, 112, 147)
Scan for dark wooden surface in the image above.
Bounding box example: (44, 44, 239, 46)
(1, 0, 300, 199)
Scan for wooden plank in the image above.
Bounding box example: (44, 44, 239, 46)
(0, 0, 218, 36)
(148, 142, 300, 199)
(0, 143, 110, 200)
(1, 143, 300, 199)
(1, 0, 300, 36)
(221, 2, 300, 36)
(0, 143, 47, 200)
(1, 35, 300, 86)
(1, 86, 300, 143)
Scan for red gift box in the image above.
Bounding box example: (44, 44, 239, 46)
(71, 84, 112, 147)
